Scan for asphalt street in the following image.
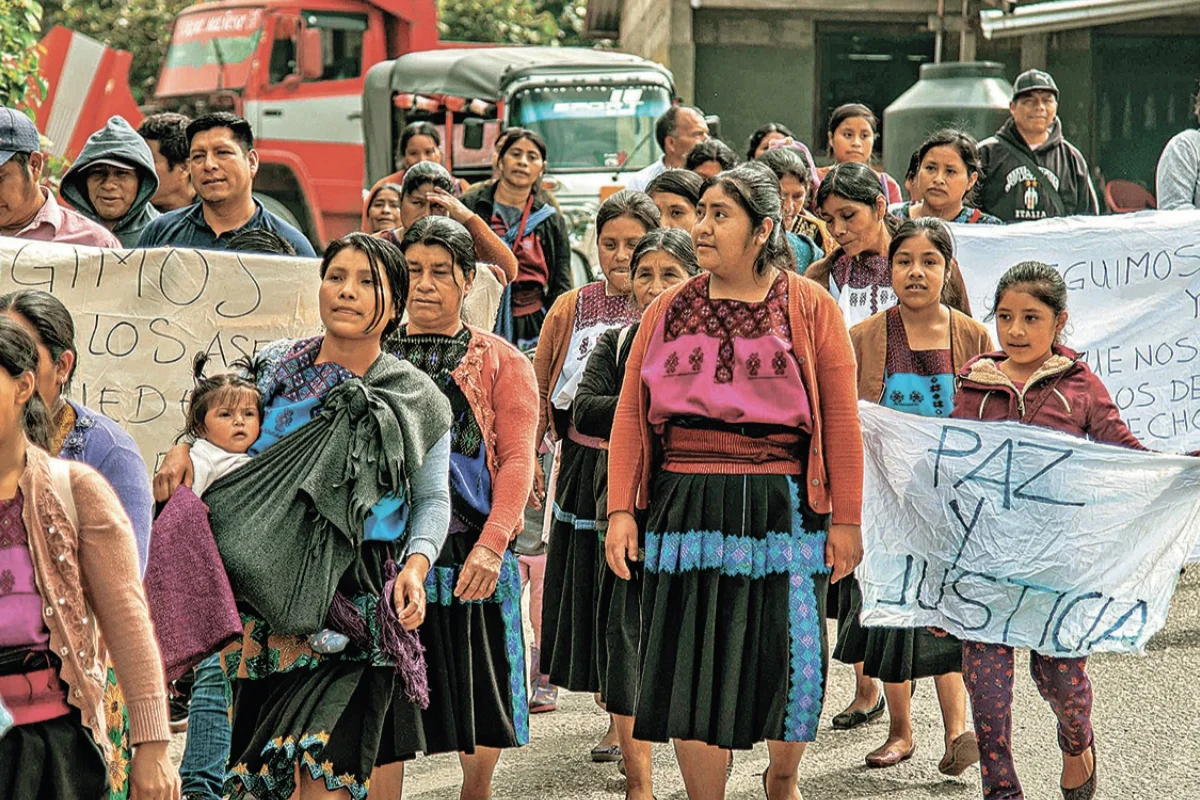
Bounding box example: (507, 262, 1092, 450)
(172, 568, 1200, 798)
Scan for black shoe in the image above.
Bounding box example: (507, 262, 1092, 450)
(168, 671, 194, 734)
(831, 692, 885, 730)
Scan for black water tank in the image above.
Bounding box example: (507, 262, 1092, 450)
(884, 61, 1013, 180)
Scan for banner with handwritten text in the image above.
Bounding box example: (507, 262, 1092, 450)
(856, 402, 1200, 656)
(0, 238, 322, 471)
(954, 209, 1200, 454)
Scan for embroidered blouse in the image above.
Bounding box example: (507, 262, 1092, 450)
(550, 281, 641, 412)
(391, 327, 491, 536)
(0, 492, 49, 650)
(888, 202, 1004, 225)
(880, 306, 955, 418)
(829, 253, 896, 328)
(642, 271, 812, 431)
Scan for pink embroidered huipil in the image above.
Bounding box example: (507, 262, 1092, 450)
(641, 272, 812, 473)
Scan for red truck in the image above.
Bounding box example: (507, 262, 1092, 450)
(37, 0, 440, 247)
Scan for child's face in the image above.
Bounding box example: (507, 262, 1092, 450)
(995, 289, 1067, 371)
(202, 393, 260, 454)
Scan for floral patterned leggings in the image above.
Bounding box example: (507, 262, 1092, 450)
(962, 642, 1094, 800)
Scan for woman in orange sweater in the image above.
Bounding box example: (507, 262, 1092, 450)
(384, 216, 538, 800)
(0, 317, 178, 800)
(606, 164, 864, 800)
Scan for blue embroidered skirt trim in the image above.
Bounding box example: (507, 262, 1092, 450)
(541, 437, 605, 692)
(412, 537, 529, 755)
(634, 471, 830, 748)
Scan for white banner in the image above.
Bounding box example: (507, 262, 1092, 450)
(857, 402, 1200, 656)
(953, 209, 1200, 454)
(0, 238, 322, 472)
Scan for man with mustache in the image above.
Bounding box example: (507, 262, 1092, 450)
(136, 112, 315, 256)
(60, 115, 162, 247)
(977, 69, 1098, 222)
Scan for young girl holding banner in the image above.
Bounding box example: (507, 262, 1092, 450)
(951, 261, 1148, 800)
(840, 218, 992, 772)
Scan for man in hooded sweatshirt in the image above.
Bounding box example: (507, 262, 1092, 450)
(978, 69, 1099, 222)
(60, 115, 161, 247)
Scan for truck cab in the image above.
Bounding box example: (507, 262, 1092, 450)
(151, 0, 438, 244)
(362, 47, 676, 240)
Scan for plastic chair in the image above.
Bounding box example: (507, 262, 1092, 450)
(1104, 179, 1157, 213)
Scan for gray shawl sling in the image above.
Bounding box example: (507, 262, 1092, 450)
(206, 346, 452, 635)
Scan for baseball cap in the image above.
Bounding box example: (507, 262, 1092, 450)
(0, 107, 41, 167)
(85, 157, 139, 173)
(1012, 69, 1059, 100)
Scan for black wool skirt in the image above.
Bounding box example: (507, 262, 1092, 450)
(541, 437, 604, 692)
(224, 542, 424, 800)
(593, 449, 644, 718)
(413, 532, 529, 755)
(833, 575, 962, 682)
(633, 472, 830, 750)
(0, 708, 109, 800)
(513, 308, 548, 352)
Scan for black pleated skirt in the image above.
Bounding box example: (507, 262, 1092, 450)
(632, 472, 830, 749)
(0, 708, 109, 800)
(833, 575, 962, 682)
(541, 438, 604, 692)
(413, 533, 529, 755)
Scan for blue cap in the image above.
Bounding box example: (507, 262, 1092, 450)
(0, 107, 41, 167)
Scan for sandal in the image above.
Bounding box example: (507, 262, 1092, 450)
(831, 692, 885, 730)
(938, 732, 981, 776)
(1061, 741, 1097, 800)
(591, 744, 622, 763)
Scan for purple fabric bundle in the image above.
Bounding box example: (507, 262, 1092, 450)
(143, 486, 243, 682)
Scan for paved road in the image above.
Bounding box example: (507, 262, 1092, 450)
(173, 568, 1200, 798)
(400, 568, 1200, 800)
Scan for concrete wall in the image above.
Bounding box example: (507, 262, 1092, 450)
(692, 10, 817, 155)
(619, 0, 695, 103)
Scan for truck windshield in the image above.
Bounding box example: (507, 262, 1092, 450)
(510, 84, 672, 172)
(157, 8, 265, 96)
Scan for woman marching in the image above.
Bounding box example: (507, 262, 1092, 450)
(574, 228, 699, 799)
(645, 169, 703, 232)
(838, 217, 991, 773)
(0, 290, 155, 800)
(807, 162, 971, 331)
(535, 190, 658, 762)
(890, 130, 1003, 225)
(606, 164, 865, 800)
(462, 128, 572, 351)
(384, 216, 538, 799)
(0, 317, 179, 800)
(155, 233, 453, 800)
(374, 161, 518, 285)
(952, 262, 1152, 800)
(815, 104, 903, 205)
(755, 145, 832, 255)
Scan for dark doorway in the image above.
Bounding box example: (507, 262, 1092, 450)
(1093, 33, 1200, 189)
(815, 27, 935, 166)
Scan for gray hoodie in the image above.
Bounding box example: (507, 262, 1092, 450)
(61, 116, 161, 247)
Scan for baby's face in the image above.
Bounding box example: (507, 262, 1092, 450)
(203, 396, 260, 454)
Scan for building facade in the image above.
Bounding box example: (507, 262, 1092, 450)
(587, 0, 1200, 192)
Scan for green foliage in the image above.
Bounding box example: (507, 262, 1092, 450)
(438, 0, 594, 46)
(43, 0, 194, 104)
(0, 0, 47, 117)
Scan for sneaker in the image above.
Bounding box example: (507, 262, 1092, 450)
(529, 680, 558, 713)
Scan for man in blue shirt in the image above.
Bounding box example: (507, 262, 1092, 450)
(137, 112, 315, 256)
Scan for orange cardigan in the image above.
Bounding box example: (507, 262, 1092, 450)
(607, 270, 865, 526)
(451, 326, 539, 554)
(532, 283, 586, 446)
(18, 445, 170, 757)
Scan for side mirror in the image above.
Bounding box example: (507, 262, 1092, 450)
(299, 28, 323, 81)
(463, 118, 485, 151)
(705, 114, 722, 141)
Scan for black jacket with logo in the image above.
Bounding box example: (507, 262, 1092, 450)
(977, 118, 1099, 222)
